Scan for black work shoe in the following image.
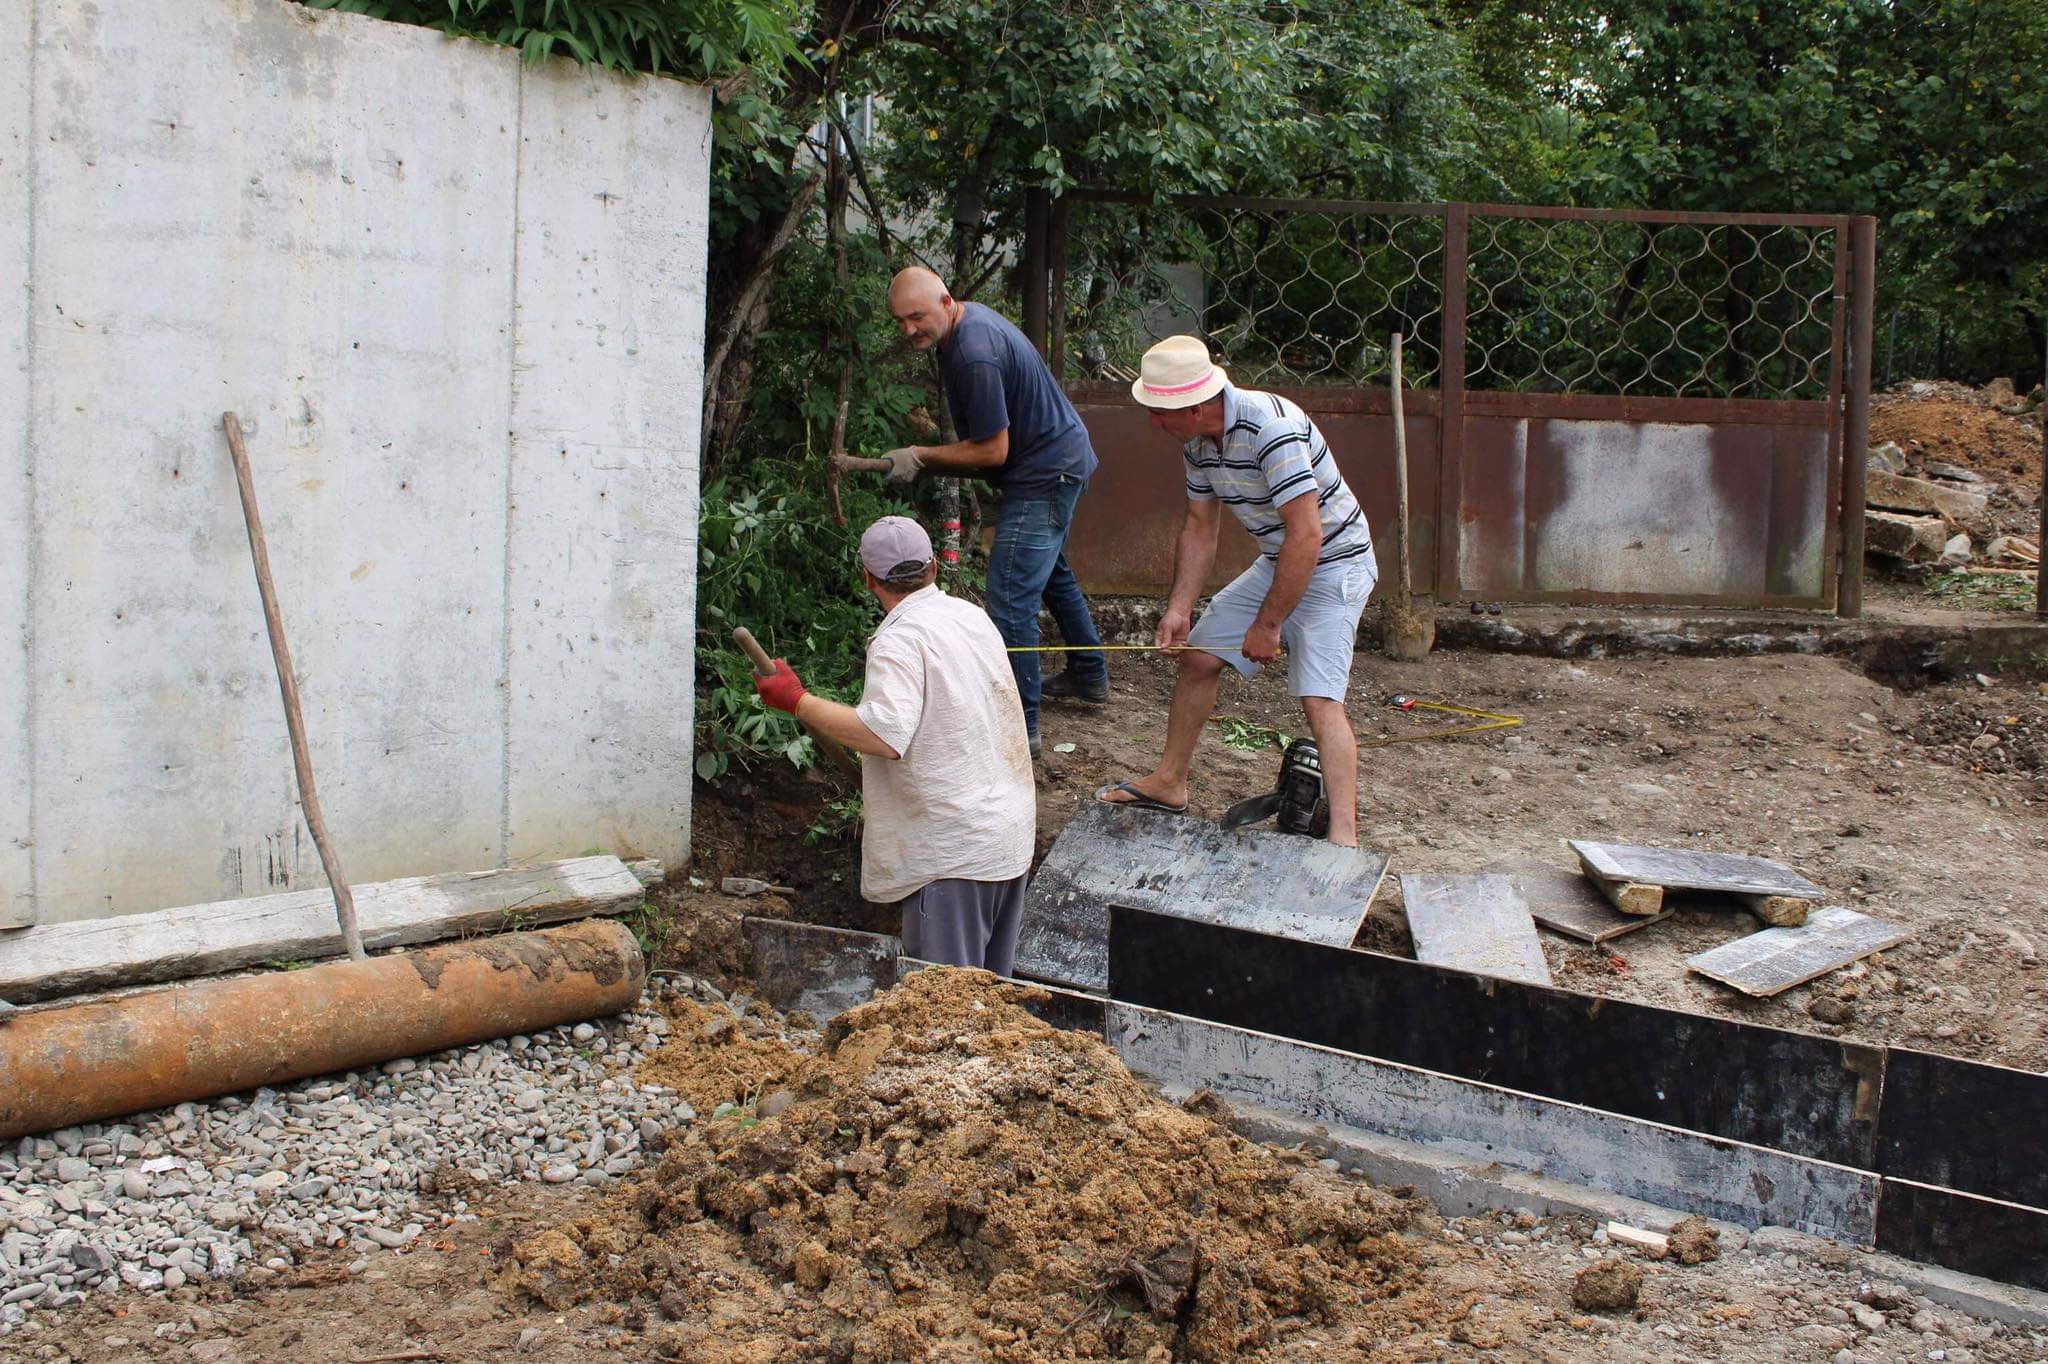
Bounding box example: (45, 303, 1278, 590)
(1028, 729, 1043, 760)
(1041, 669, 1109, 705)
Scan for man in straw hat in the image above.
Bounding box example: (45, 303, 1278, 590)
(1096, 336, 1376, 846)
(753, 515, 1035, 973)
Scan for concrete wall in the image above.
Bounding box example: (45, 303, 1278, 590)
(2, 0, 709, 925)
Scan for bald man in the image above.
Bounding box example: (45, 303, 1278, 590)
(850, 268, 1108, 758)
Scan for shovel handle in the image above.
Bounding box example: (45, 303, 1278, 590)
(836, 455, 892, 473)
(733, 627, 775, 677)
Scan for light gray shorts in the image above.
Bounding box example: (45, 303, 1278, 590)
(1186, 555, 1376, 700)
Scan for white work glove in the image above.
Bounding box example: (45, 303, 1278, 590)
(882, 446, 924, 485)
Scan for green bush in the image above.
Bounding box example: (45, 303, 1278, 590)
(694, 462, 984, 779)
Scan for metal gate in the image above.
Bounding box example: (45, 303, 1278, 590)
(1023, 192, 1876, 616)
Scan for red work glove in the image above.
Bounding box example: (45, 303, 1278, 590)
(754, 659, 808, 715)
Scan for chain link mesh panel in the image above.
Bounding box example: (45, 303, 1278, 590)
(1058, 195, 1845, 402)
(1464, 215, 1841, 399)
(1060, 198, 1446, 389)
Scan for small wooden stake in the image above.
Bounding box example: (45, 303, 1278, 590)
(221, 412, 364, 961)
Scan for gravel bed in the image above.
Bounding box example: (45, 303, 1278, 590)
(0, 972, 757, 1334)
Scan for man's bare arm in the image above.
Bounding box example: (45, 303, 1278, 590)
(793, 695, 901, 760)
(1157, 499, 1223, 647)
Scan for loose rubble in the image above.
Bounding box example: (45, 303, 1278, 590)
(0, 972, 778, 1334)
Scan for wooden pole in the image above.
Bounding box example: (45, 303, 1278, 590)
(220, 412, 364, 960)
(1391, 332, 1413, 606)
(2037, 319, 2046, 620)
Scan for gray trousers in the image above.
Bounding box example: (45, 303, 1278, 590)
(896, 875, 1027, 977)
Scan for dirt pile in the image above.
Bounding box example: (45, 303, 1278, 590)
(507, 969, 1426, 1362)
(634, 994, 810, 1114)
(1872, 382, 2043, 501)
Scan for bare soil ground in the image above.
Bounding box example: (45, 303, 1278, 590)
(18, 971, 2047, 1364)
(696, 640, 2048, 1070)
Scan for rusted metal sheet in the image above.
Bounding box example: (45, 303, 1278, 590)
(1455, 407, 1832, 606)
(1066, 383, 1440, 597)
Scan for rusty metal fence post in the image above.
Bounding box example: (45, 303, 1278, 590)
(1838, 216, 1877, 618)
(1435, 203, 1470, 603)
(1022, 187, 1050, 357)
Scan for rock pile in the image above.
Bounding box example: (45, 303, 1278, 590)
(0, 974, 762, 1333)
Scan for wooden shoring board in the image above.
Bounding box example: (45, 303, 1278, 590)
(1685, 907, 1909, 998)
(1107, 905, 1885, 1170)
(1569, 839, 1823, 899)
(0, 856, 645, 1006)
(1015, 803, 1387, 992)
(1108, 1003, 1879, 1241)
(1399, 874, 1552, 985)
(1484, 859, 1671, 943)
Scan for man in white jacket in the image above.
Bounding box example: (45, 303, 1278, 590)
(753, 516, 1035, 973)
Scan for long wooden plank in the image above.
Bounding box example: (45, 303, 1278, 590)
(1015, 803, 1386, 991)
(1399, 873, 1552, 985)
(1685, 907, 1909, 997)
(1487, 860, 1671, 942)
(1107, 905, 1885, 1169)
(1570, 839, 1822, 899)
(0, 856, 644, 1005)
(1109, 1003, 1879, 1240)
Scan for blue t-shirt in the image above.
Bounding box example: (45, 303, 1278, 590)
(938, 303, 1098, 496)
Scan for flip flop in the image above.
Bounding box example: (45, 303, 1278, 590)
(1094, 780, 1189, 815)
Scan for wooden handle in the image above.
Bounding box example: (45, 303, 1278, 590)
(1389, 333, 1413, 604)
(221, 412, 365, 961)
(733, 627, 774, 677)
(837, 455, 891, 473)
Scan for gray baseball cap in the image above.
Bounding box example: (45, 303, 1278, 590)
(858, 515, 934, 580)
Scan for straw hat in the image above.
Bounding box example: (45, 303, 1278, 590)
(1130, 335, 1228, 409)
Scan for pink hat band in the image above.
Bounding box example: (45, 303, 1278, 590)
(1141, 368, 1218, 397)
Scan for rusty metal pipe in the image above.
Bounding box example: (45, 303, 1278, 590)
(0, 920, 644, 1141)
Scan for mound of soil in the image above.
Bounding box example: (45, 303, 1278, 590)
(1873, 382, 2043, 494)
(505, 969, 1425, 1362)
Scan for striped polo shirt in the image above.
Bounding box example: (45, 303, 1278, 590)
(1183, 385, 1376, 572)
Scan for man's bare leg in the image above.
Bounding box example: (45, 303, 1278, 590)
(1100, 650, 1227, 808)
(1301, 695, 1358, 847)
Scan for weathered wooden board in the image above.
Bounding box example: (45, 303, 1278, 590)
(0, 856, 644, 1005)
(1109, 1003, 1879, 1240)
(1569, 840, 1822, 899)
(1875, 1179, 2048, 1294)
(1399, 874, 1553, 985)
(1877, 1049, 2048, 1211)
(1108, 905, 1885, 1170)
(1485, 859, 1670, 943)
(743, 917, 901, 1023)
(1015, 803, 1387, 992)
(1685, 907, 1910, 997)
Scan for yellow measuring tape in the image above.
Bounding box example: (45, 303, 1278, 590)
(1363, 697, 1522, 748)
(1005, 644, 1167, 653)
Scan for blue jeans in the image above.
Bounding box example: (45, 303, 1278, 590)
(985, 475, 1105, 733)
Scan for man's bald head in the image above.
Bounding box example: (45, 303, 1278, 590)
(889, 267, 960, 350)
